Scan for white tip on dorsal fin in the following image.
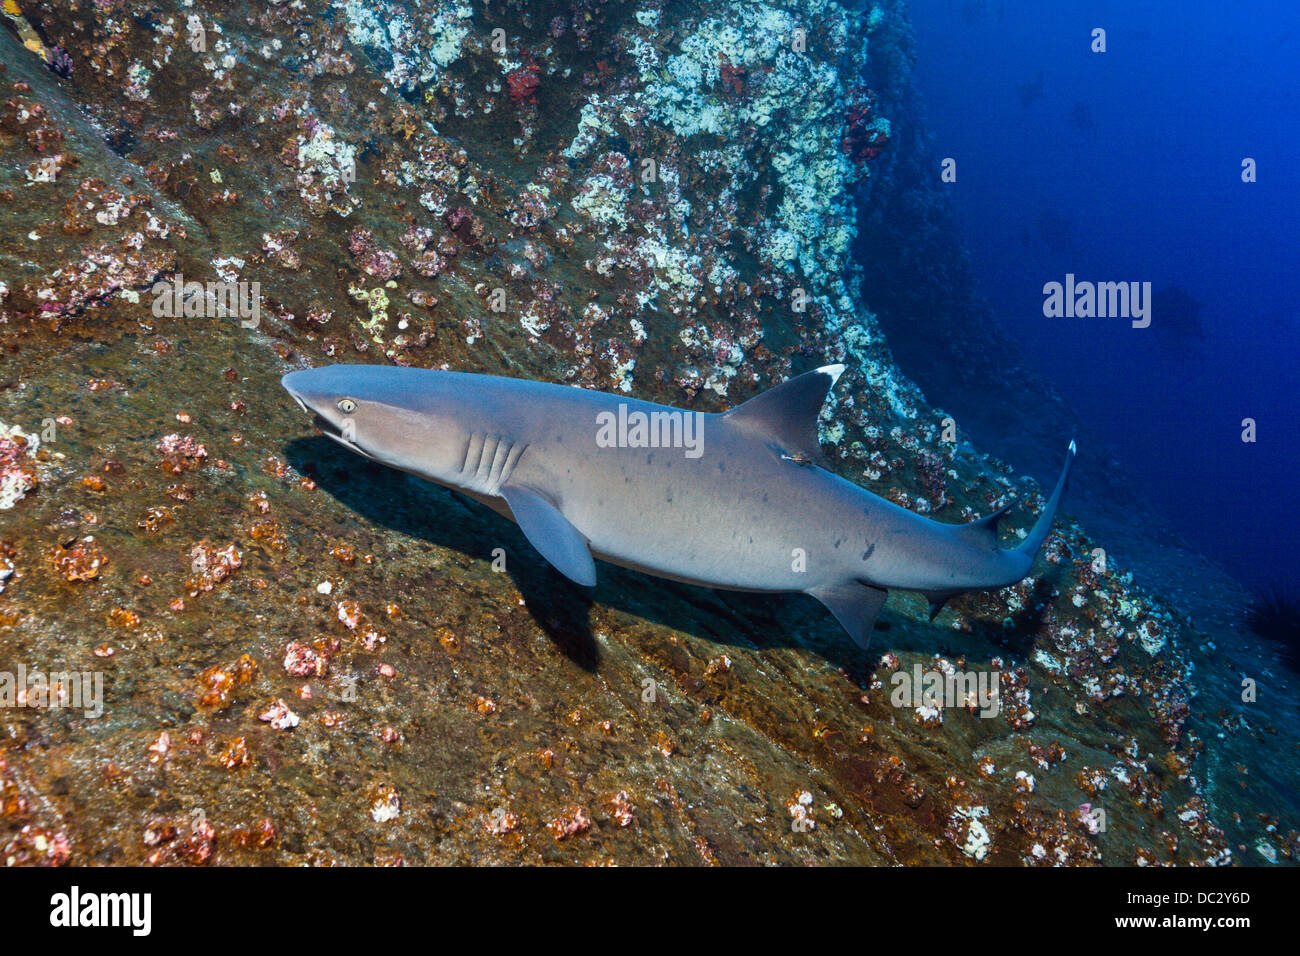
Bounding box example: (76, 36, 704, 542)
(722, 365, 847, 464)
(817, 364, 846, 386)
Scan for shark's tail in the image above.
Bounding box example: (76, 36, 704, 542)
(1015, 439, 1076, 558)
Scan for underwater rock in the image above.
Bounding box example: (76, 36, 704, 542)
(0, 0, 1293, 867)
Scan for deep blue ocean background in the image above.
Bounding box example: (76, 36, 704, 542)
(899, 0, 1298, 592)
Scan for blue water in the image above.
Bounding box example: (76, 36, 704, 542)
(902, 0, 1300, 592)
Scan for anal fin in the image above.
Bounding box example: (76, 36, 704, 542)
(807, 580, 888, 649)
(500, 484, 597, 587)
(925, 589, 960, 623)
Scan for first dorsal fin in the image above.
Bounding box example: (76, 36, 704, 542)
(955, 502, 1014, 551)
(722, 364, 845, 462)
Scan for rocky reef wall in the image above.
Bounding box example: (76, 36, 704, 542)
(0, 0, 1294, 865)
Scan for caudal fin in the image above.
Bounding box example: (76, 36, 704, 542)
(1015, 440, 1076, 558)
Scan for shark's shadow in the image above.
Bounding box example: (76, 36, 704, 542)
(969, 574, 1063, 660)
(285, 437, 875, 671)
(285, 437, 1031, 674)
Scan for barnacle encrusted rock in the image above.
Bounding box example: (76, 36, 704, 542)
(0, 0, 1292, 867)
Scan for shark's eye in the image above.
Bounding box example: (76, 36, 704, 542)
(337, 398, 357, 414)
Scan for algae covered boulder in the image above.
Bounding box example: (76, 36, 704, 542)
(0, 0, 1294, 867)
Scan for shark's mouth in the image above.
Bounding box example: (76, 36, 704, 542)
(311, 413, 373, 461)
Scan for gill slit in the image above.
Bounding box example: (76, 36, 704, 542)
(459, 432, 527, 494)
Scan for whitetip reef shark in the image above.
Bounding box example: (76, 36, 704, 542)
(282, 364, 1074, 648)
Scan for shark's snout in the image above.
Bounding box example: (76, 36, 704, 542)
(281, 372, 319, 419)
(280, 372, 308, 408)
(281, 372, 333, 436)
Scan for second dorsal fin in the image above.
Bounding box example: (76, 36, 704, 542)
(722, 364, 845, 462)
(955, 502, 1014, 551)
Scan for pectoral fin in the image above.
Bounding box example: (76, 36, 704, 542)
(807, 580, 888, 649)
(500, 485, 597, 587)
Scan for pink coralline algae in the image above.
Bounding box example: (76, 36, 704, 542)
(44, 47, 73, 80)
(185, 542, 242, 597)
(718, 54, 746, 95)
(505, 62, 540, 105)
(0, 427, 39, 509)
(0, 0, 1286, 870)
(548, 806, 592, 840)
(157, 433, 208, 474)
(843, 86, 890, 165)
(258, 699, 300, 731)
(348, 227, 403, 280)
(443, 206, 485, 246)
(32, 242, 176, 328)
(283, 641, 327, 678)
(411, 249, 446, 279)
(507, 188, 554, 231)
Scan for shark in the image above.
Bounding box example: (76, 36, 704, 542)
(281, 363, 1074, 648)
